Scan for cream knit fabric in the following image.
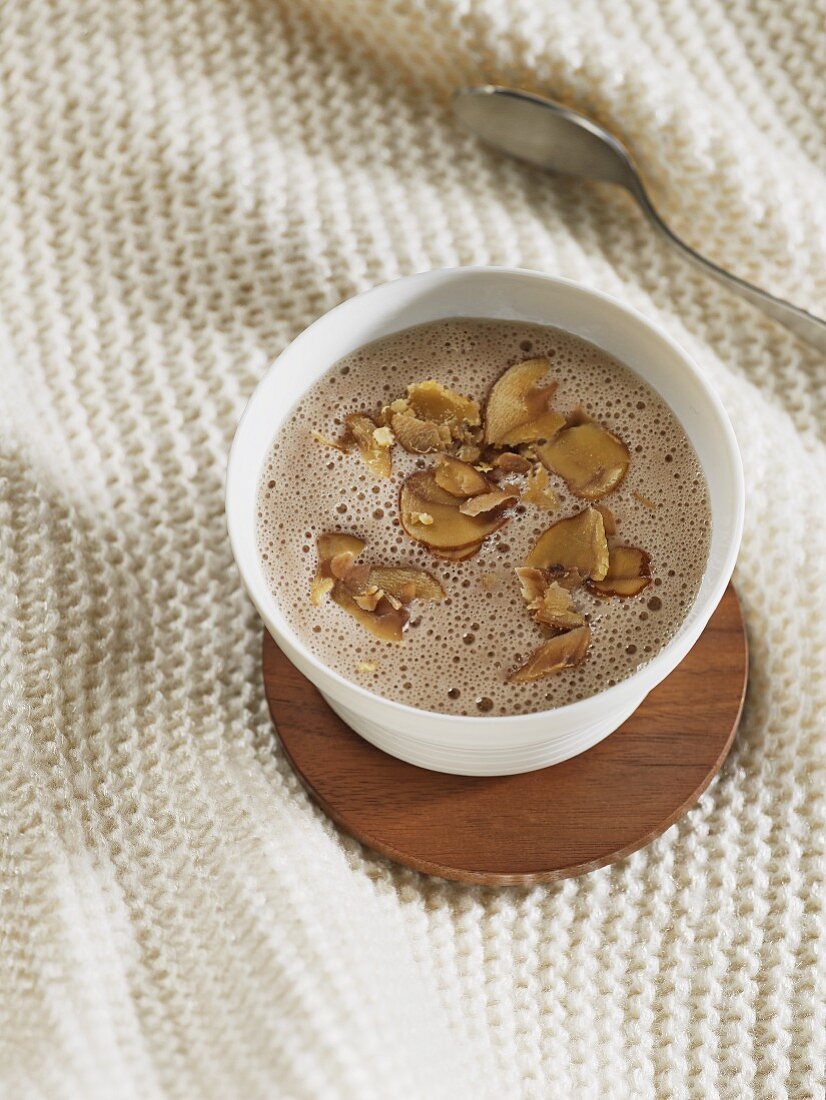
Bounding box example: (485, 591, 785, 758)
(1, 0, 824, 1097)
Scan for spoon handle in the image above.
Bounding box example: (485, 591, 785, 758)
(631, 182, 826, 354)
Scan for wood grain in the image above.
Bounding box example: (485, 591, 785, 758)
(263, 584, 748, 886)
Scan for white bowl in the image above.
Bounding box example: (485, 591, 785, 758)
(227, 268, 744, 775)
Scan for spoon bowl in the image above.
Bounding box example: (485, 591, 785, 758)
(453, 86, 639, 191)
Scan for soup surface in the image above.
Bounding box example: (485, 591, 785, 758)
(257, 319, 710, 716)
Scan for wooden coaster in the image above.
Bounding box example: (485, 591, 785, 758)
(263, 584, 747, 886)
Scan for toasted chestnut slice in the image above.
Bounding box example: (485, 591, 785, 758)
(368, 566, 445, 603)
(434, 454, 491, 498)
(493, 452, 532, 474)
(456, 443, 483, 464)
(312, 532, 443, 640)
(546, 567, 585, 590)
(432, 543, 482, 562)
(328, 550, 361, 581)
(310, 429, 348, 452)
(515, 566, 549, 604)
(390, 412, 452, 454)
(536, 417, 629, 500)
(313, 533, 371, 601)
(313, 533, 360, 603)
(586, 545, 652, 598)
(399, 470, 508, 550)
(330, 584, 409, 642)
(594, 503, 617, 535)
(317, 532, 366, 564)
(484, 359, 566, 447)
(338, 561, 372, 590)
(404, 380, 480, 427)
(310, 575, 335, 606)
(383, 381, 480, 454)
(516, 568, 585, 631)
(632, 490, 656, 512)
(458, 488, 519, 516)
(508, 625, 591, 683)
(345, 413, 393, 478)
(525, 508, 609, 580)
(505, 410, 567, 448)
(531, 582, 585, 632)
(353, 586, 384, 612)
(523, 463, 558, 510)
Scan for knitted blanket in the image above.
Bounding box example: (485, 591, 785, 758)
(1, 1, 823, 1097)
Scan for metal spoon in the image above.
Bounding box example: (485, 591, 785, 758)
(454, 85, 826, 353)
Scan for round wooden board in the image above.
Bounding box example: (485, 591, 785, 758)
(264, 584, 747, 886)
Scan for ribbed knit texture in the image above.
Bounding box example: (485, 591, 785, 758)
(0, 1, 824, 1097)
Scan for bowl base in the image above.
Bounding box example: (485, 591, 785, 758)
(262, 584, 747, 885)
(319, 693, 646, 776)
